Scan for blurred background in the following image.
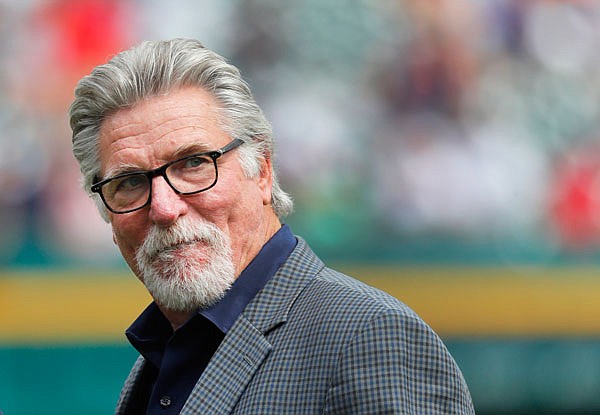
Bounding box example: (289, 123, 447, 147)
(2, 0, 600, 413)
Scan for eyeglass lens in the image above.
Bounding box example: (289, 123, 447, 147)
(101, 153, 217, 212)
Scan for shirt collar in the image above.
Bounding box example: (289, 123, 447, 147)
(125, 302, 171, 367)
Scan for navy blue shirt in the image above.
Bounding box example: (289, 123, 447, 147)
(125, 225, 297, 415)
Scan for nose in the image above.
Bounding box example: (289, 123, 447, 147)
(148, 177, 188, 227)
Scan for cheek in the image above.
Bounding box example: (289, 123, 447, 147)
(199, 182, 262, 219)
(110, 215, 146, 262)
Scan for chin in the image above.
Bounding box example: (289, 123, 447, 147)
(138, 246, 235, 311)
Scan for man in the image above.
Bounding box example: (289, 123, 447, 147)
(69, 38, 475, 414)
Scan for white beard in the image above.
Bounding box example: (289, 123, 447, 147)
(135, 216, 235, 312)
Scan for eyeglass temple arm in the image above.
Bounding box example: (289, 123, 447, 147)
(218, 138, 244, 155)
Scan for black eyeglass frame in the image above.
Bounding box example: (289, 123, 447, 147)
(91, 138, 244, 214)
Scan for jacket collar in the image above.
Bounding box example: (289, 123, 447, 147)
(241, 237, 325, 334)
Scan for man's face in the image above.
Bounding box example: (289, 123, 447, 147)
(98, 87, 277, 309)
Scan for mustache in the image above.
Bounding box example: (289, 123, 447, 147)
(137, 217, 225, 261)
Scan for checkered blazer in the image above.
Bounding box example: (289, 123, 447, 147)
(115, 237, 475, 414)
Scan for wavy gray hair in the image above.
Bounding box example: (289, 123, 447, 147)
(69, 38, 293, 221)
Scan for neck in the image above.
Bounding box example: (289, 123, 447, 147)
(234, 210, 281, 276)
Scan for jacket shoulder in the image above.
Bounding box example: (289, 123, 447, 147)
(307, 265, 421, 321)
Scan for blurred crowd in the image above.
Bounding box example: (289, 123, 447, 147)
(2, 0, 600, 267)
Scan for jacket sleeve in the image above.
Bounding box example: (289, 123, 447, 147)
(323, 309, 475, 414)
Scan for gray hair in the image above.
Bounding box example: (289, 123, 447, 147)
(69, 38, 293, 221)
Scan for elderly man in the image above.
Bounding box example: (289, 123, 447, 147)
(69, 39, 474, 414)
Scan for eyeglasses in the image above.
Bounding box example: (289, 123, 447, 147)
(91, 138, 244, 214)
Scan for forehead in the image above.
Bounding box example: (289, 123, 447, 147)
(98, 87, 230, 171)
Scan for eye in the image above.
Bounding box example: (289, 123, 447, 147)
(114, 174, 147, 192)
(183, 156, 209, 169)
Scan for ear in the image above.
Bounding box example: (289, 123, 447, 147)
(256, 156, 274, 206)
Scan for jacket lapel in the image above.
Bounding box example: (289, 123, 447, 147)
(180, 237, 325, 414)
(180, 314, 272, 414)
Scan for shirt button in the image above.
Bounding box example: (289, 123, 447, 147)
(159, 396, 172, 408)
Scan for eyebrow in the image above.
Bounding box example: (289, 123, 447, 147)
(171, 142, 214, 160)
(104, 163, 147, 179)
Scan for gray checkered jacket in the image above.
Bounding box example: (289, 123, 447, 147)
(115, 237, 475, 414)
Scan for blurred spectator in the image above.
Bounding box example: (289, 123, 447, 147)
(137, 0, 235, 53)
(10, 0, 135, 112)
(0, 103, 49, 264)
(523, 0, 600, 76)
(372, 113, 547, 237)
(381, 0, 482, 118)
(549, 142, 600, 251)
